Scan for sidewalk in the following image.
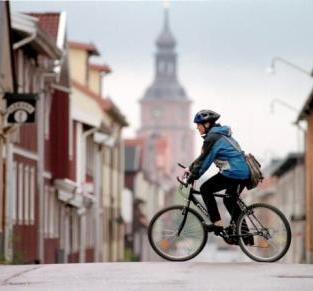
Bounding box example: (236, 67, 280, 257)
(0, 262, 312, 291)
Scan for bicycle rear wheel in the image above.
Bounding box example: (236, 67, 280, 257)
(237, 203, 291, 262)
(148, 205, 207, 261)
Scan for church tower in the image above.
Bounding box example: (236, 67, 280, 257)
(138, 6, 194, 186)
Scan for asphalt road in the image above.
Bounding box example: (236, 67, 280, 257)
(0, 262, 312, 291)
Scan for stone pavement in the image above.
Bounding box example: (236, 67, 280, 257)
(0, 262, 313, 291)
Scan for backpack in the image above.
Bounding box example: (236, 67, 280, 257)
(224, 136, 264, 190)
(245, 153, 264, 189)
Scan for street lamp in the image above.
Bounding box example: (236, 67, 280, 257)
(270, 98, 298, 114)
(268, 56, 312, 124)
(267, 56, 313, 77)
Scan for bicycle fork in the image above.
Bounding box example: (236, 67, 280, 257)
(177, 201, 191, 236)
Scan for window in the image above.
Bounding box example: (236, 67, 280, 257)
(44, 186, 60, 238)
(158, 61, 165, 74)
(86, 136, 94, 177)
(166, 63, 173, 75)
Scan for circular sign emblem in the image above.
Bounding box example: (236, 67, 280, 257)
(14, 110, 28, 123)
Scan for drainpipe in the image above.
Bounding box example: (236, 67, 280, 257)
(4, 141, 13, 262)
(93, 143, 103, 262)
(37, 72, 58, 263)
(79, 127, 97, 263)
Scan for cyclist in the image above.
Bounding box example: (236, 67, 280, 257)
(185, 109, 254, 245)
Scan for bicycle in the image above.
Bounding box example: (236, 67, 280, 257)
(148, 163, 292, 262)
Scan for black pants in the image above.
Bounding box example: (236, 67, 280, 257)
(200, 173, 246, 223)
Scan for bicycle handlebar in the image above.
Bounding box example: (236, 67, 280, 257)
(177, 163, 186, 169)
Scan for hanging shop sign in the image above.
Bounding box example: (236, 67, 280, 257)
(4, 93, 38, 123)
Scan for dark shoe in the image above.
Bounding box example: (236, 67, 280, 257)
(205, 223, 224, 235)
(222, 226, 239, 245)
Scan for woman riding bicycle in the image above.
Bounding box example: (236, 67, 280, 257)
(185, 109, 253, 245)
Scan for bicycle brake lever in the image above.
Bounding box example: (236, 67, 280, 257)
(177, 176, 188, 187)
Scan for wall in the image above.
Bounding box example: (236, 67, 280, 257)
(276, 163, 305, 263)
(88, 68, 101, 95)
(68, 48, 88, 84)
(305, 113, 313, 262)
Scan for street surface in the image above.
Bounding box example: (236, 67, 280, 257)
(0, 262, 312, 291)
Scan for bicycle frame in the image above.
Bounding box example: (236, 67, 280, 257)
(177, 179, 268, 239)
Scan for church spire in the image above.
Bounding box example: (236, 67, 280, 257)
(164, 1, 169, 32)
(156, 1, 176, 49)
(141, 2, 189, 101)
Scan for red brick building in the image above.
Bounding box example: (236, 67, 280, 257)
(6, 11, 63, 263)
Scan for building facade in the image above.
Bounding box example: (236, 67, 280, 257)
(248, 154, 305, 263)
(1, 8, 127, 264)
(297, 86, 313, 263)
(4, 11, 63, 263)
(68, 41, 127, 262)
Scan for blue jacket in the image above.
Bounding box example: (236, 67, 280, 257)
(189, 125, 250, 180)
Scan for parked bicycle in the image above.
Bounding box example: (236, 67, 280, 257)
(148, 163, 291, 263)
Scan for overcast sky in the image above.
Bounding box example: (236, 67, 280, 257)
(11, 0, 313, 164)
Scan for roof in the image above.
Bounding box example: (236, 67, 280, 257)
(28, 12, 59, 41)
(11, 12, 62, 59)
(105, 97, 128, 127)
(297, 88, 313, 121)
(89, 63, 112, 73)
(68, 41, 99, 56)
(271, 152, 304, 177)
(71, 80, 128, 126)
(27, 12, 67, 50)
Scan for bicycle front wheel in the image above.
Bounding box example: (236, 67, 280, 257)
(237, 203, 291, 262)
(148, 205, 207, 261)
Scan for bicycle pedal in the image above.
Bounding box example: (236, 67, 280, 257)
(204, 223, 224, 234)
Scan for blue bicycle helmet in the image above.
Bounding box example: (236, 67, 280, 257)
(193, 109, 220, 124)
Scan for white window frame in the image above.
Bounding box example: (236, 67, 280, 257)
(12, 162, 17, 224)
(30, 167, 35, 224)
(24, 166, 29, 225)
(18, 163, 23, 225)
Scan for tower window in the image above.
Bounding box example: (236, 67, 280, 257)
(158, 62, 165, 74)
(167, 63, 173, 75)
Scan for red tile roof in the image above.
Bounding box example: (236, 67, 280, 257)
(71, 79, 110, 110)
(89, 63, 112, 73)
(28, 13, 60, 42)
(68, 41, 99, 56)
